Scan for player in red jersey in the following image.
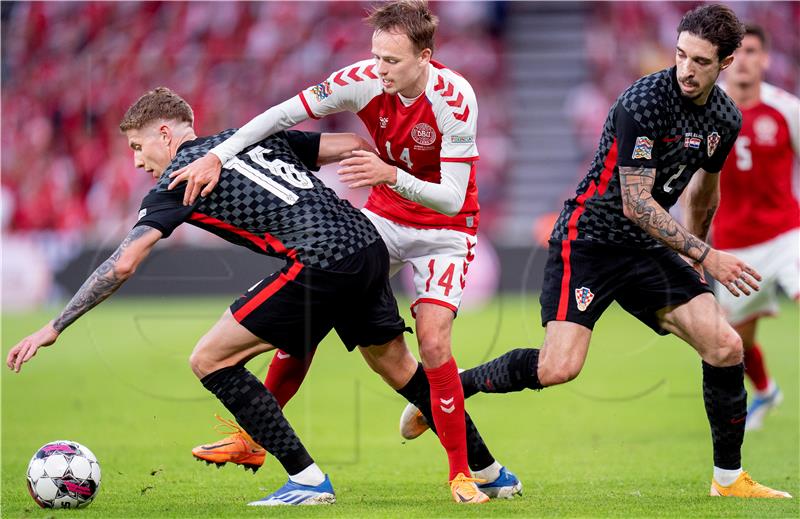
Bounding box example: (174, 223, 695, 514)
(168, 0, 518, 503)
(716, 25, 799, 431)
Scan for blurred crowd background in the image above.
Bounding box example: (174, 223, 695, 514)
(1, 1, 798, 306)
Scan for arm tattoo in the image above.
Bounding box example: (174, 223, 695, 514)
(619, 166, 708, 260)
(53, 226, 155, 332)
(697, 206, 717, 242)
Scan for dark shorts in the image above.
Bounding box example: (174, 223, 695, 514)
(540, 239, 713, 335)
(230, 240, 409, 358)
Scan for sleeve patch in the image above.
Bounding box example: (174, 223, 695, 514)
(138, 208, 147, 220)
(632, 136, 654, 159)
(450, 135, 475, 144)
(309, 81, 332, 102)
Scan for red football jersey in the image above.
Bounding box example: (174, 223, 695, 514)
(714, 83, 800, 249)
(298, 59, 479, 235)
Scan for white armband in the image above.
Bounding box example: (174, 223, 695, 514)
(209, 96, 309, 164)
(391, 161, 470, 216)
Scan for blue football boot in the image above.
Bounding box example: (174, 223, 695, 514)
(247, 475, 335, 506)
(478, 466, 523, 499)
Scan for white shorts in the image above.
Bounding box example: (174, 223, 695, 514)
(362, 209, 477, 316)
(714, 228, 800, 325)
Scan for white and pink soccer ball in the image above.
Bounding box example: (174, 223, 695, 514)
(26, 440, 101, 509)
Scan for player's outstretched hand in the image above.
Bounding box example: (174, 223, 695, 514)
(704, 248, 761, 297)
(167, 153, 223, 206)
(338, 150, 397, 188)
(6, 323, 59, 373)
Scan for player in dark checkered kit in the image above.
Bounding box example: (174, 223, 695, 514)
(6, 87, 467, 506)
(399, 5, 791, 498)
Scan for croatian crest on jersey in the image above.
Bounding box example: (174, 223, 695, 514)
(575, 287, 594, 312)
(411, 123, 436, 146)
(632, 136, 654, 160)
(309, 81, 332, 102)
(707, 131, 721, 157)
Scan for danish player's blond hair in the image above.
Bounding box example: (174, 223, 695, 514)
(119, 87, 194, 132)
(366, 0, 438, 55)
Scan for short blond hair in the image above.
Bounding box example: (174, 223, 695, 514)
(366, 0, 438, 54)
(119, 87, 194, 132)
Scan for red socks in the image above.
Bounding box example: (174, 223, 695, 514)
(264, 348, 316, 408)
(743, 343, 770, 392)
(424, 357, 470, 480)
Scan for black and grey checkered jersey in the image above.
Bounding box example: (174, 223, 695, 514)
(552, 66, 741, 248)
(135, 130, 380, 269)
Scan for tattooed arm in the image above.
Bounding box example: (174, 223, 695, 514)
(619, 167, 760, 297)
(6, 225, 162, 372)
(619, 166, 710, 261)
(682, 168, 719, 244)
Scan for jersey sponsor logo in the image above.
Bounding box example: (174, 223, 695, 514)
(138, 208, 147, 220)
(632, 136, 654, 159)
(575, 287, 594, 312)
(707, 131, 721, 157)
(684, 136, 702, 149)
(411, 122, 437, 146)
(309, 81, 332, 102)
(450, 135, 474, 144)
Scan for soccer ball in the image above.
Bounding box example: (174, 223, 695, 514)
(26, 440, 101, 509)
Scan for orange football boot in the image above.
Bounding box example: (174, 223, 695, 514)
(450, 473, 490, 504)
(710, 471, 792, 498)
(191, 415, 266, 473)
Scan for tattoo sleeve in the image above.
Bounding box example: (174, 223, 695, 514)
(52, 226, 158, 332)
(619, 166, 709, 261)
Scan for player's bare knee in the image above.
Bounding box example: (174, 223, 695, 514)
(706, 329, 743, 366)
(538, 358, 581, 386)
(189, 344, 223, 379)
(418, 341, 451, 369)
(188, 350, 207, 379)
(720, 330, 744, 365)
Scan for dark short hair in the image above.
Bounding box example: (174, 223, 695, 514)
(119, 87, 194, 132)
(677, 4, 745, 60)
(744, 23, 768, 49)
(366, 0, 439, 54)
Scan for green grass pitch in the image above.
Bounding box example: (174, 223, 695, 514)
(2, 295, 798, 517)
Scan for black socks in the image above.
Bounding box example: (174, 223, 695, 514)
(702, 361, 746, 469)
(460, 348, 543, 398)
(201, 365, 314, 475)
